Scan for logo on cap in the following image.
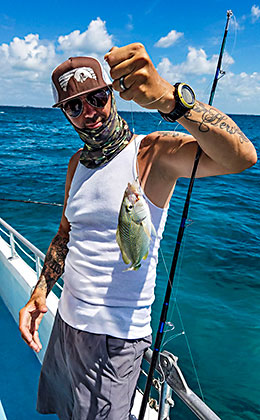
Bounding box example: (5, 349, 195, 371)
(58, 67, 98, 92)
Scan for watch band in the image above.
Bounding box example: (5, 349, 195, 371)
(159, 83, 195, 123)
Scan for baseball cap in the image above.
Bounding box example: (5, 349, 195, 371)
(51, 56, 112, 108)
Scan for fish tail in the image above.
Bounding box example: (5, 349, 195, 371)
(123, 263, 141, 272)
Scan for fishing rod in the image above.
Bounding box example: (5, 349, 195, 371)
(138, 10, 233, 420)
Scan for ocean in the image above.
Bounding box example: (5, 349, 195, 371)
(0, 105, 259, 420)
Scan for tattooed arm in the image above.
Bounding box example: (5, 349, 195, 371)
(33, 232, 69, 297)
(106, 43, 257, 177)
(19, 232, 69, 353)
(150, 101, 257, 180)
(177, 101, 257, 175)
(143, 101, 257, 180)
(19, 150, 82, 352)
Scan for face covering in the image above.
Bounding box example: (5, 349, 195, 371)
(73, 92, 133, 169)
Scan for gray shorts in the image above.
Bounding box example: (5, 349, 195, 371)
(37, 311, 152, 420)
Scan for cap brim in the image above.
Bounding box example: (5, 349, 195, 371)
(52, 83, 112, 108)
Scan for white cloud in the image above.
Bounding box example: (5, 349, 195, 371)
(181, 47, 218, 74)
(126, 14, 134, 31)
(157, 47, 234, 81)
(58, 17, 113, 55)
(155, 48, 247, 113)
(0, 34, 56, 77)
(220, 71, 260, 100)
(0, 33, 56, 105)
(230, 15, 245, 31)
(208, 69, 260, 112)
(157, 57, 260, 114)
(154, 30, 183, 48)
(0, 22, 259, 114)
(0, 18, 114, 106)
(251, 4, 260, 22)
(157, 57, 183, 84)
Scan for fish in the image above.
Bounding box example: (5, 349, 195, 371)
(116, 181, 155, 271)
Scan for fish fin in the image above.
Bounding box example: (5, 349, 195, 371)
(151, 223, 156, 237)
(141, 222, 151, 240)
(116, 228, 131, 265)
(123, 267, 133, 272)
(121, 250, 131, 265)
(123, 263, 141, 272)
(142, 250, 149, 260)
(116, 227, 121, 247)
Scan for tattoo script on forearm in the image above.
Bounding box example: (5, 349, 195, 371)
(35, 233, 69, 296)
(184, 101, 249, 144)
(157, 131, 189, 138)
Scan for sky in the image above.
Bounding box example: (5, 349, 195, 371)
(0, 0, 259, 114)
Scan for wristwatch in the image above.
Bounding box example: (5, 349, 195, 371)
(159, 83, 196, 122)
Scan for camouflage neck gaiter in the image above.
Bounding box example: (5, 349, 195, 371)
(74, 93, 133, 169)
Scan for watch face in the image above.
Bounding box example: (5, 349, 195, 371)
(179, 84, 195, 108)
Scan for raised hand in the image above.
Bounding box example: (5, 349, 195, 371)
(104, 43, 174, 113)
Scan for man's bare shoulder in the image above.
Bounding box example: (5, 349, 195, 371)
(142, 130, 192, 142)
(67, 149, 83, 178)
(69, 149, 83, 164)
(140, 131, 194, 154)
(68, 148, 82, 167)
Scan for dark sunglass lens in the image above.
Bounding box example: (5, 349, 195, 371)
(87, 89, 109, 108)
(64, 99, 82, 118)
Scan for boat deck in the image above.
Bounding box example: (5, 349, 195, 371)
(0, 296, 58, 420)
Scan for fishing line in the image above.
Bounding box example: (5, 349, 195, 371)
(176, 301, 205, 400)
(228, 13, 238, 60)
(0, 198, 63, 207)
(220, 15, 237, 80)
(145, 111, 162, 124)
(128, 93, 197, 394)
(201, 11, 237, 104)
(123, 46, 212, 408)
(130, 101, 141, 183)
(130, 101, 136, 135)
(157, 217, 204, 399)
(138, 90, 168, 108)
(161, 330, 185, 350)
(163, 320, 175, 333)
(139, 10, 233, 419)
(142, 108, 198, 363)
(155, 183, 201, 395)
(159, 219, 185, 317)
(159, 223, 188, 340)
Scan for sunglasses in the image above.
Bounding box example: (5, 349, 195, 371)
(63, 87, 111, 118)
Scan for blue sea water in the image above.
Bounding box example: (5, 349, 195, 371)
(0, 105, 259, 420)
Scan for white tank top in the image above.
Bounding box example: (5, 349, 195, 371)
(58, 135, 169, 339)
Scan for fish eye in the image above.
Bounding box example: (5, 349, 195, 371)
(127, 204, 133, 212)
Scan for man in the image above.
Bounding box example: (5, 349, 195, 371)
(19, 43, 257, 419)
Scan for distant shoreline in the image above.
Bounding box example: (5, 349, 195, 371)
(0, 104, 259, 117)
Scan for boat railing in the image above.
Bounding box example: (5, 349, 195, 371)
(0, 217, 221, 420)
(142, 348, 221, 420)
(0, 217, 63, 292)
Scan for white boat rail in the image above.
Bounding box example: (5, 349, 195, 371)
(0, 217, 62, 291)
(143, 349, 221, 420)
